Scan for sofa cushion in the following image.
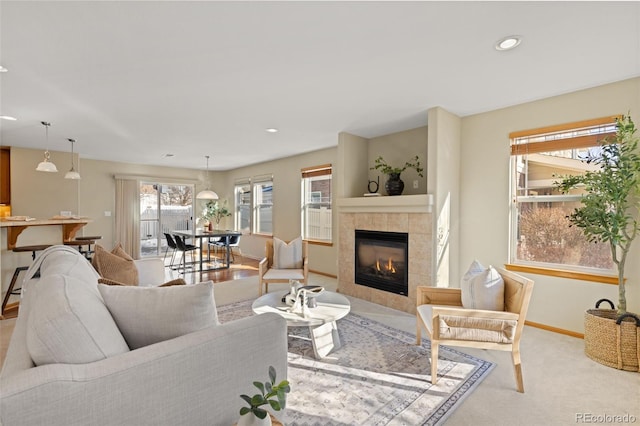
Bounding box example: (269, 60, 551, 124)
(98, 281, 218, 349)
(273, 236, 303, 269)
(98, 277, 186, 287)
(461, 260, 504, 311)
(92, 244, 139, 285)
(26, 274, 130, 366)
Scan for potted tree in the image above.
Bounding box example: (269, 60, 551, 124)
(201, 199, 232, 230)
(555, 114, 640, 371)
(237, 366, 290, 426)
(370, 155, 424, 195)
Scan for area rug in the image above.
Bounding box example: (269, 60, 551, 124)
(217, 299, 494, 426)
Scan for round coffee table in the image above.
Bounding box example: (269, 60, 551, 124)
(252, 290, 351, 359)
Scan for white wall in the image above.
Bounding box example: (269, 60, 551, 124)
(459, 77, 640, 334)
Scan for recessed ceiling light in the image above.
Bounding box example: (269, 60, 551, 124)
(0, 66, 7, 73)
(265, 128, 279, 133)
(495, 36, 522, 51)
(0, 115, 17, 121)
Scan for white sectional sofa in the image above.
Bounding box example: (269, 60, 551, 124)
(0, 246, 288, 426)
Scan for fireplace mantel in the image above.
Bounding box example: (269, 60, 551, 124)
(337, 193, 434, 213)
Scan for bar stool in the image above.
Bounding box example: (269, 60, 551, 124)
(64, 235, 101, 260)
(1, 244, 52, 318)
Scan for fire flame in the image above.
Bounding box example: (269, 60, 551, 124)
(375, 257, 397, 274)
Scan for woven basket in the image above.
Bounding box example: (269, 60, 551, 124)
(584, 299, 640, 372)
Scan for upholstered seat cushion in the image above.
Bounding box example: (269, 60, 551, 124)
(438, 314, 518, 344)
(98, 281, 218, 349)
(262, 268, 306, 281)
(26, 274, 130, 366)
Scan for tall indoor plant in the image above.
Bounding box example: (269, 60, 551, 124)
(555, 114, 640, 371)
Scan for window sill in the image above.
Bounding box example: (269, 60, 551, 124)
(504, 264, 619, 285)
(304, 239, 333, 247)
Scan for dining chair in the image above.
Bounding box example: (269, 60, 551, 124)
(163, 233, 178, 269)
(173, 235, 198, 273)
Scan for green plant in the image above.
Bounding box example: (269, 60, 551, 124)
(370, 155, 424, 177)
(202, 199, 232, 225)
(555, 115, 640, 315)
(239, 366, 290, 420)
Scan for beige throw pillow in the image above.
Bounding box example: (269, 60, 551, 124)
(98, 281, 218, 349)
(273, 237, 303, 269)
(26, 274, 130, 366)
(460, 260, 505, 311)
(92, 244, 139, 285)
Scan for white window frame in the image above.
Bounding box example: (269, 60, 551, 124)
(301, 164, 332, 243)
(252, 175, 273, 236)
(234, 178, 251, 234)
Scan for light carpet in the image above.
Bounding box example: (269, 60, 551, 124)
(217, 299, 494, 426)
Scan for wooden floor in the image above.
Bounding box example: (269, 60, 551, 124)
(168, 254, 259, 283)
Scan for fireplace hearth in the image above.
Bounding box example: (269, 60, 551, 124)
(355, 229, 408, 296)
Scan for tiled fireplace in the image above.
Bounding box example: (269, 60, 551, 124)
(337, 195, 433, 314)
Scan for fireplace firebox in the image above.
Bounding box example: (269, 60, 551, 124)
(354, 229, 408, 296)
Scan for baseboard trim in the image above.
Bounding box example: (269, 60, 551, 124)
(309, 269, 337, 279)
(525, 320, 584, 339)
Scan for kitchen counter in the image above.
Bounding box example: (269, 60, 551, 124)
(0, 218, 92, 249)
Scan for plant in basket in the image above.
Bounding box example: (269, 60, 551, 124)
(555, 114, 640, 371)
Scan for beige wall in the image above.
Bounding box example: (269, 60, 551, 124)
(222, 147, 338, 276)
(459, 77, 640, 334)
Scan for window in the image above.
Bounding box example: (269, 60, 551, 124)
(509, 117, 619, 272)
(301, 164, 332, 243)
(234, 178, 251, 233)
(253, 175, 273, 235)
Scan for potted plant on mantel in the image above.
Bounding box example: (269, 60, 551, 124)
(237, 366, 290, 426)
(555, 114, 640, 371)
(370, 155, 424, 196)
(201, 199, 232, 230)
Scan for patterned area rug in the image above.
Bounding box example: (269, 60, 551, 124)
(218, 299, 494, 426)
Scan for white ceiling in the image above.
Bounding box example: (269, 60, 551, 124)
(1, 1, 639, 171)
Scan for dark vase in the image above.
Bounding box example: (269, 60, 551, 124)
(385, 173, 404, 196)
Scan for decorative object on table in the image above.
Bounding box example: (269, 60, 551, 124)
(287, 286, 325, 316)
(283, 280, 302, 306)
(201, 199, 231, 230)
(195, 155, 219, 200)
(35, 121, 58, 173)
(367, 176, 379, 194)
(370, 155, 424, 195)
(64, 138, 81, 180)
(555, 114, 640, 371)
(238, 366, 290, 426)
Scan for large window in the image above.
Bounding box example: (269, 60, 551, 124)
(510, 117, 618, 273)
(301, 164, 332, 243)
(234, 178, 251, 233)
(140, 182, 193, 257)
(253, 176, 273, 235)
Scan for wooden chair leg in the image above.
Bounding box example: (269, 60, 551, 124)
(512, 347, 525, 393)
(431, 341, 439, 385)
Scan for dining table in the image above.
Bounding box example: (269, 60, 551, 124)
(172, 228, 241, 272)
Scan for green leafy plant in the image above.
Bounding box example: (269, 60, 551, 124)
(370, 155, 424, 177)
(555, 115, 640, 315)
(239, 366, 290, 420)
(201, 199, 232, 225)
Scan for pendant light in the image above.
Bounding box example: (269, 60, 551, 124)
(35, 121, 58, 172)
(64, 138, 81, 180)
(196, 155, 219, 200)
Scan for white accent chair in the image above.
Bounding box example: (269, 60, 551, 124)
(258, 238, 308, 296)
(416, 267, 534, 392)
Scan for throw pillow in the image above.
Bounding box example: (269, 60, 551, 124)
(26, 274, 130, 366)
(273, 237, 303, 269)
(98, 281, 218, 349)
(460, 260, 505, 311)
(98, 277, 186, 287)
(92, 244, 139, 285)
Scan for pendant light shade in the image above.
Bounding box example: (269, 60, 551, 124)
(196, 155, 219, 200)
(64, 138, 81, 180)
(36, 121, 58, 172)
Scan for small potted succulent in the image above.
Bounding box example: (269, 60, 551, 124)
(370, 155, 424, 195)
(238, 366, 290, 426)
